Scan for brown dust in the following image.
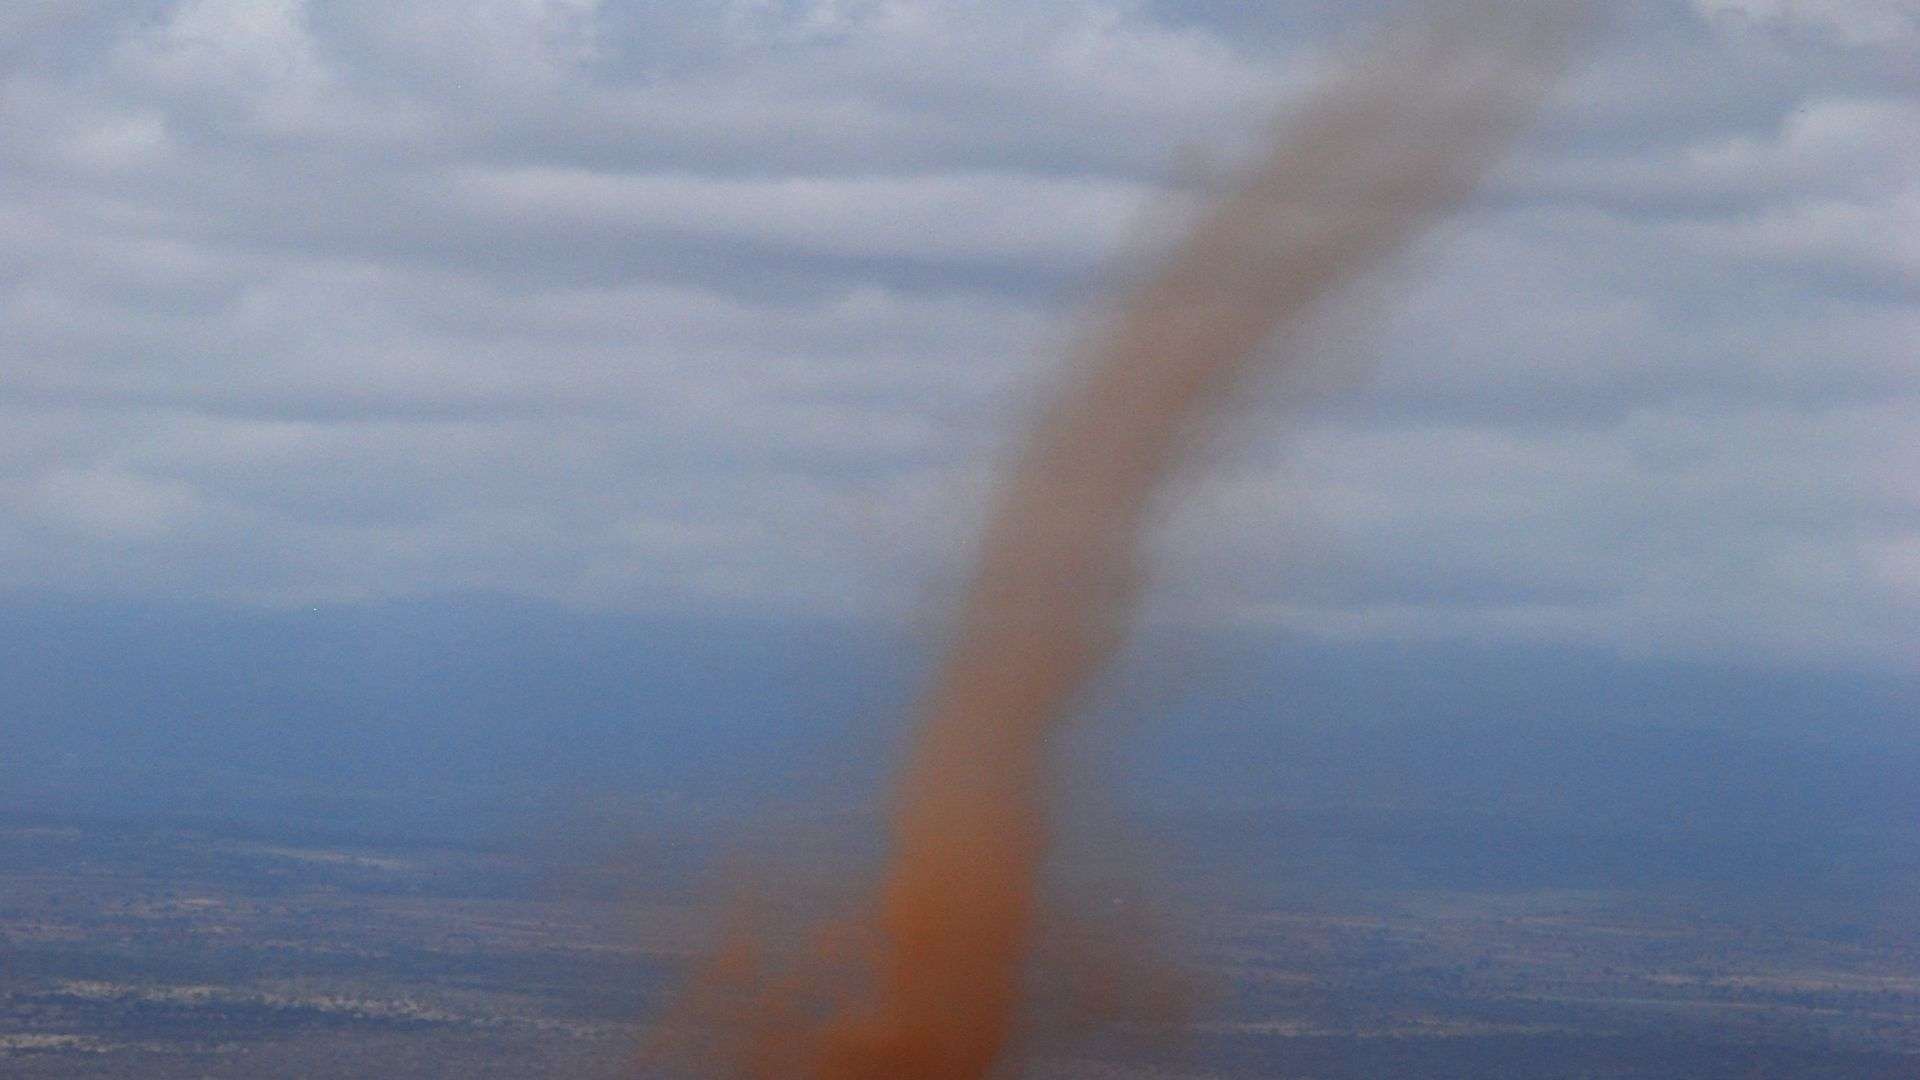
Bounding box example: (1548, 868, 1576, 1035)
(650, 7, 1578, 1077)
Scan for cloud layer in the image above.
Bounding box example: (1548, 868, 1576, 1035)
(1, 0, 1914, 669)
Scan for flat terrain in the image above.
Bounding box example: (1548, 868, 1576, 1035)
(3, 816, 1917, 1078)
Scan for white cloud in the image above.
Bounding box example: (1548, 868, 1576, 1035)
(453, 166, 1154, 268)
(22, 467, 206, 541)
(122, 0, 334, 130)
(1695, 0, 1919, 46)
(314, 0, 605, 99)
(0, 0, 1913, 670)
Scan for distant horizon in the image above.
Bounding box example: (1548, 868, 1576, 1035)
(5, 594, 1915, 892)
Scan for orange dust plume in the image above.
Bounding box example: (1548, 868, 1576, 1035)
(652, 5, 1579, 1077)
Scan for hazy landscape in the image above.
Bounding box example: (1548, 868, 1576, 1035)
(5, 811, 1918, 1078)
(5, 599, 1917, 1077)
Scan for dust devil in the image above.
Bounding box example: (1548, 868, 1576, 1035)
(653, 6, 1578, 1077)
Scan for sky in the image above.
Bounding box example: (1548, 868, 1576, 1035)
(1, 0, 1915, 674)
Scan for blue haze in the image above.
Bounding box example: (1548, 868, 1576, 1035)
(4, 594, 1913, 904)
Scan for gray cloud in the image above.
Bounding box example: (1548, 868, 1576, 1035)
(0, 0, 1913, 669)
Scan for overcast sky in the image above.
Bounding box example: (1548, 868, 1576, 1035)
(0, 0, 1914, 671)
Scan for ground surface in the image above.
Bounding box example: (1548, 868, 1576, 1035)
(4, 816, 1917, 1078)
